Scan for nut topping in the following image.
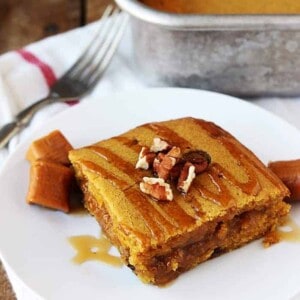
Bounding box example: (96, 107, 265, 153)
(135, 147, 156, 170)
(140, 177, 173, 201)
(153, 147, 181, 180)
(177, 162, 196, 194)
(182, 150, 211, 174)
(136, 138, 211, 201)
(150, 137, 171, 153)
(153, 154, 176, 180)
(167, 146, 181, 159)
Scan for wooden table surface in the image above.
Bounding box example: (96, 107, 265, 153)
(0, 1, 114, 298)
(0, 0, 114, 54)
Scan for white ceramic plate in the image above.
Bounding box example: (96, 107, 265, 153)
(1, 88, 300, 300)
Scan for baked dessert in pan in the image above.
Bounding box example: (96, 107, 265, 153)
(140, 0, 300, 14)
(69, 117, 290, 285)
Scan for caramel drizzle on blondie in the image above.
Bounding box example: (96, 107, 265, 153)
(195, 164, 234, 207)
(79, 158, 195, 240)
(88, 145, 143, 181)
(79, 117, 271, 240)
(212, 162, 260, 196)
(89, 145, 195, 224)
(80, 161, 173, 239)
(112, 136, 141, 153)
(80, 160, 129, 189)
(144, 123, 191, 149)
(184, 193, 206, 219)
(145, 120, 263, 207)
(194, 118, 283, 190)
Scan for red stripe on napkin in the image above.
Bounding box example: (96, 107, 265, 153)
(66, 100, 79, 105)
(16, 49, 57, 87)
(16, 49, 79, 106)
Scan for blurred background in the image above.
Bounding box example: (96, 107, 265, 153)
(0, 0, 114, 54)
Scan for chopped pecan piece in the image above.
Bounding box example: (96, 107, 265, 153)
(153, 147, 181, 180)
(182, 150, 211, 174)
(167, 146, 181, 159)
(140, 177, 173, 201)
(135, 147, 156, 170)
(153, 154, 176, 180)
(169, 161, 185, 180)
(177, 162, 196, 194)
(150, 137, 171, 153)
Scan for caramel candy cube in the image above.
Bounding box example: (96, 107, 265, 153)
(269, 159, 300, 201)
(26, 130, 73, 165)
(26, 160, 73, 212)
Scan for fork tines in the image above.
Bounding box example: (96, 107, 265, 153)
(66, 5, 128, 90)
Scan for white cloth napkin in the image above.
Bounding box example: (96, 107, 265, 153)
(1, 16, 300, 300)
(0, 19, 144, 168)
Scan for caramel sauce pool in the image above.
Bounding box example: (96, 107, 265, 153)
(68, 234, 123, 267)
(277, 216, 300, 243)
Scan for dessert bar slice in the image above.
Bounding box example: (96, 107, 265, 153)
(69, 117, 290, 285)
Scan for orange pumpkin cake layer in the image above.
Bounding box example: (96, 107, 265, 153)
(69, 117, 290, 285)
(140, 0, 300, 14)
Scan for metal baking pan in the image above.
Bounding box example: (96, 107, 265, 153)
(116, 0, 300, 97)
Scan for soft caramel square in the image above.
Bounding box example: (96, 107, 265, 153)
(26, 130, 73, 165)
(26, 160, 73, 212)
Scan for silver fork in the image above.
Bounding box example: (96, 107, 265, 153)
(0, 5, 128, 149)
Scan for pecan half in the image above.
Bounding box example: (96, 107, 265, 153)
(140, 177, 173, 201)
(135, 147, 156, 170)
(169, 161, 185, 180)
(150, 137, 171, 153)
(153, 154, 176, 180)
(182, 150, 211, 174)
(167, 146, 181, 159)
(153, 147, 181, 180)
(177, 162, 196, 194)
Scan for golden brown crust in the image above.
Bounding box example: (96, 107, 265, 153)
(26, 160, 73, 212)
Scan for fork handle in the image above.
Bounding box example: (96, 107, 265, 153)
(0, 97, 55, 149)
